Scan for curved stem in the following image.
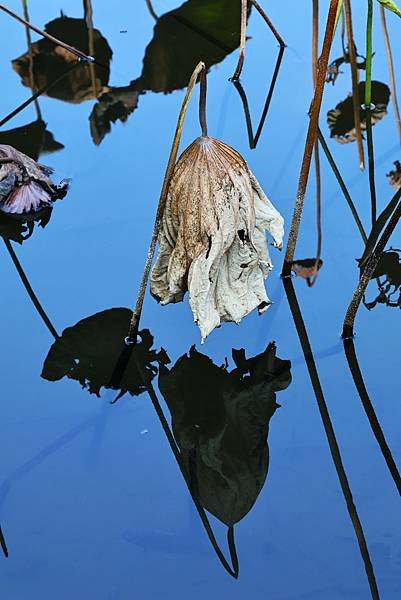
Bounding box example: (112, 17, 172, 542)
(144, 0, 158, 21)
(343, 338, 401, 495)
(232, 0, 247, 80)
(283, 0, 340, 275)
(128, 62, 206, 340)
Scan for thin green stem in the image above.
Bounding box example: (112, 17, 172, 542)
(365, 0, 376, 225)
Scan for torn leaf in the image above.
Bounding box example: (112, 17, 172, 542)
(150, 136, 284, 340)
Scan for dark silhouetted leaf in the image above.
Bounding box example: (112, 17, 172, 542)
(41, 308, 168, 396)
(12, 16, 112, 104)
(158, 343, 291, 526)
(135, 0, 247, 94)
(89, 87, 141, 145)
(327, 81, 390, 143)
(0, 120, 63, 161)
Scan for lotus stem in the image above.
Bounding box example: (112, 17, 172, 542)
(128, 62, 206, 341)
(343, 198, 401, 339)
(343, 338, 401, 495)
(249, 0, 286, 48)
(199, 67, 208, 137)
(0, 525, 8, 557)
(2, 238, 59, 340)
(21, 0, 42, 121)
(309, 0, 322, 287)
(283, 277, 379, 599)
(343, 0, 365, 170)
(283, 0, 339, 275)
(232, 0, 247, 80)
(84, 0, 98, 98)
(0, 3, 94, 62)
(144, 0, 158, 21)
(380, 6, 401, 143)
(317, 128, 368, 243)
(0, 65, 78, 129)
(365, 0, 377, 225)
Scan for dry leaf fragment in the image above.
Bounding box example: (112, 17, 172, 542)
(150, 136, 284, 340)
(0, 144, 68, 215)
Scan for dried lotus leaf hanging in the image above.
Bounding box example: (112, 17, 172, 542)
(128, 61, 284, 342)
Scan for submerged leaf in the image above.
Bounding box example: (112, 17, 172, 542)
(158, 343, 291, 526)
(41, 308, 168, 397)
(150, 136, 284, 340)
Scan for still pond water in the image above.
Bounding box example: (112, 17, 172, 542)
(0, 1, 400, 598)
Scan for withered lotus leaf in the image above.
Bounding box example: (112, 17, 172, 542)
(0, 144, 68, 215)
(150, 136, 284, 340)
(0, 145, 68, 215)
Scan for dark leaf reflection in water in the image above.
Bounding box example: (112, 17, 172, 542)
(0, 0, 401, 598)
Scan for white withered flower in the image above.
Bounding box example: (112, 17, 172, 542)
(150, 136, 284, 340)
(0, 144, 68, 215)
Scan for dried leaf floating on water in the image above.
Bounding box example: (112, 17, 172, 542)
(150, 136, 284, 340)
(0, 144, 68, 215)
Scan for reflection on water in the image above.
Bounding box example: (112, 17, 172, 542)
(12, 15, 112, 103)
(0, 119, 63, 160)
(327, 80, 390, 143)
(41, 309, 169, 397)
(159, 343, 291, 527)
(1, 1, 401, 598)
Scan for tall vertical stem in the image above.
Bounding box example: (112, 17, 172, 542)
(21, 0, 42, 120)
(380, 5, 401, 143)
(283, 0, 339, 274)
(365, 0, 376, 225)
(343, 0, 365, 170)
